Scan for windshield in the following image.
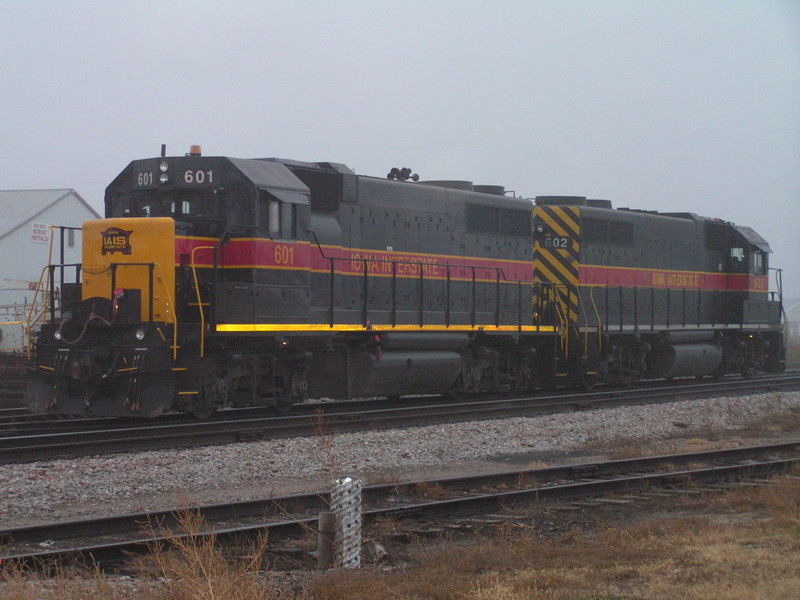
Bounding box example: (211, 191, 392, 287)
(110, 189, 219, 219)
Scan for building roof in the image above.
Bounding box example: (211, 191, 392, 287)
(0, 189, 100, 242)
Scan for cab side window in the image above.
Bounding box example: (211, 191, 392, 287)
(259, 192, 296, 239)
(753, 249, 765, 274)
(729, 247, 746, 272)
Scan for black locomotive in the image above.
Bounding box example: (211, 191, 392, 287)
(25, 147, 786, 417)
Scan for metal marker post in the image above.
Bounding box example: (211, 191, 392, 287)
(331, 476, 362, 569)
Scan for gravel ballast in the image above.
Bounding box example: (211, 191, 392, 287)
(0, 391, 798, 528)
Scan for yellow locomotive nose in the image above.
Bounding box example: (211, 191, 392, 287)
(81, 217, 176, 323)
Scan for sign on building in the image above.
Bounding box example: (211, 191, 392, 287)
(31, 223, 50, 244)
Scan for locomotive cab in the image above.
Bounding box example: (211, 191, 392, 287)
(26, 150, 315, 417)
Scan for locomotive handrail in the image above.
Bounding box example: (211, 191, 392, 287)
(153, 261, 180, 361)
(190, 246, 217, 358)
(771, 267, 788, 348)
(587, 286, 603, 353)
(25, 264, 56, 360)
(307, 233, 579, 336)
(308, 236, 553, 330)
(24, 227, 62, 358)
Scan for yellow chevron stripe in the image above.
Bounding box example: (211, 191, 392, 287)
(557, 247, 578, 265)
(553, 291, 578, 324)
(537, 209, 569, 237)
(551, 206, 580, 236)
(542, 206, 580, 235)
(538, 250, 578, 285)
(533, 258, 565, 284)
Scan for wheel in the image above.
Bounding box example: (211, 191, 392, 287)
(190, 406, 216, 419)
(271, 391, 295, 415)
(443, 375, 465, 401)
(580, 372, 597, 391)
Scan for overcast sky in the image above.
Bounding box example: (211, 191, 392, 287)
(2, 1, 798, 296)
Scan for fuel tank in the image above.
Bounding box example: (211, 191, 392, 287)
(309, 347, 462, 399)
(646, 343, 722, 379)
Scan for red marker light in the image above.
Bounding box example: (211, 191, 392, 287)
(189, 145, 202, 156)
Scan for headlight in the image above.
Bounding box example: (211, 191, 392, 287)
(159, 160, 169, 172)
(54, 330, 63, 341)
(159, 173, 169, 184)
(135, 328, 146, 341)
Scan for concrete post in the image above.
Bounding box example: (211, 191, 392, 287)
(331, 476, 362, 569)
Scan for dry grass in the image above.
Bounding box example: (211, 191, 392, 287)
(2, 474, 799, 599)
(413, 481, 449, 499)
(0, 511, 295, 600)
(594, 435, 654, 460)
(311, 409, 342, 483)
(309, 474, 800, 600)
(0, 560, 128, 600)
(592, 407, 800, 461)
(134, 510, 278, 600)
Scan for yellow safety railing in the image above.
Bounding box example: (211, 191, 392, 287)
(24, 227, 58, 358)
(25, 264, 54, 360)
(27, 260, 180, 361)
(153, 262, 179, 361)
(553, 287, 570, 358)
(190, 246, 216, 358)
(588, 286, 603, 353)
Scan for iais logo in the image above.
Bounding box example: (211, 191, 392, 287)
(101, 227, 133, 255)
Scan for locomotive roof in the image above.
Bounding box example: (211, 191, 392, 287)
(733, 225, 772, 253)
(227, 158, 309, 192)
(537, 195, 772, 252)
(227, 158, 310, 202)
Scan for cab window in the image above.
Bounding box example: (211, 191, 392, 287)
(729, 247, 746, 272)
(753, 249, 765, 274)
(259, 192, 296, 239)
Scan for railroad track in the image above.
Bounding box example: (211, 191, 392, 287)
(1, 440, 797, 568)
(6, 365, 799, 436)
(1, 373, 799, 465)
(0, 354, 26, 406)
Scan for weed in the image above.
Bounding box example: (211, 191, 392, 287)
(413, 481, 448, 499)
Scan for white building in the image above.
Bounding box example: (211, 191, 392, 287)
(786, 299, 800, 342)
(0, 189, 100, 351)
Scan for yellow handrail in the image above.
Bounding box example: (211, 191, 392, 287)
(190, 246, 216, 358)
(152, 261, 179, 360)
(589, 286, 603, 353)
(25, 264, 53, 360)
(553, 287, 569, 357)
(25, 226, 61, 358)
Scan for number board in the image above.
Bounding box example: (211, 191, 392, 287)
(133, 170, 157, 189)
(543, 235, 570, 249)
(179, 169, 215, 186)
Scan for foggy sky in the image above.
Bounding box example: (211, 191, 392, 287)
(2, 0, 798, 296)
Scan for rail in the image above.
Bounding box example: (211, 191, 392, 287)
(2, 440, 796, 567)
